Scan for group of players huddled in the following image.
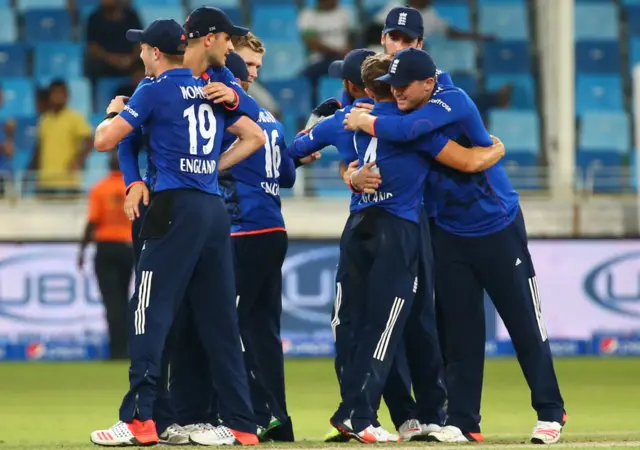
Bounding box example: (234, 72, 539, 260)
(88, 4, 566, 447)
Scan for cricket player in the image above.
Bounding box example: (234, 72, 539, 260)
(329, 52, 456, 443)
(346, 48, 566, 444)
(115, 10, 263, 443)
(89, 18, 264, 446)
(191, 49, 300, 445)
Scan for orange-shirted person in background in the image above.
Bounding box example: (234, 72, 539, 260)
(78, 153, 134, 360)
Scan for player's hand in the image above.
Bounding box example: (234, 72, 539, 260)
(106, 96, 129, 114)
(343, 108, 370, 131)
(124, 183, 150, 221)
(490, 135, 505, 156)
(203, 82, 237, 105)
(351, 161, 381, 194)
(353, 102, 374, 111)
(299, 151, 322, 165)
(342, 159, 359, 187)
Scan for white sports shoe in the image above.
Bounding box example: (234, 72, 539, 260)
(531, 420, 563, 444)
(183, 423, 216, 434)
(398, 419, 422, 441)
(159, 423, 190, 445)
(90, 420, 159, 447)
(427, 425, 484, 443)
(189, 425, 259, 446)
(374, 426, 399, 443)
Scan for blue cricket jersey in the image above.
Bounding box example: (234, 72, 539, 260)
(119, 68, 240, 195)
(371, 83, 520, 236)
(288, 97, 374, 211)
(351, 101, 449, 223)
(218, 107, 295, 234)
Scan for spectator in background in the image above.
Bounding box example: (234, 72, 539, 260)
(299, 0, 355, 105)
(30, 80, 93, 198)
(231, 33, 281, 117)
(85, 0, 143, 81)
(113, 59, 146, 99)
(78, 152, 133, 360)
(0, 85, 15, 196)
(368, 0, 495, 46)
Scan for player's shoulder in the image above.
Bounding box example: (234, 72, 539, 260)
(136, 76, 155, 89)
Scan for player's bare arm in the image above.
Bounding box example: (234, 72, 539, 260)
(343, 108, 375, 133)
(436, 135, 505, 173)
(218, 116, 266, 171)
(94, 96, 135, 151)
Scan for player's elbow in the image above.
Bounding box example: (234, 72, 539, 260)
(94, 134, 116, 152)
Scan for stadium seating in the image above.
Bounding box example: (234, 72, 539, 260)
(0, 78, 35, 118)
(259, 42, 305, 82)
(263, 78, 311, 119)
(95, 77, 128, 114)
(138, 6, 185, 27)
(625, 6, 640, 35)
(252, 5, 300, 42)
(16, 0, 66, 12)
(134, 0, 181, 6)
(629, 37, 640, 69)
(66, 78, 92, 117)
(488, 110, 540, 154)
(13, 146, 33, 172)
(188, 0, 239, 8)
(576, 151, 627, 193)
(485, 74, 535, 109)
(0, 44, 27, 77)
(308, 147, 350, 198)
(502, 154, 542, 190)
(24, 9, 72, 43)
(575, 41, 621, 74)
(576, 75, 623, 115)
(0, 9, 17, 43)
(318, 77, 343, 104)
(478, 3, 529, 40)
(428, 40, 476, 74)
(14, 116, 38, 150)
(574, 4, 618, 40)
(83, 151, 109, 191)
(451, 73, 478, 97)
(34, 43, 84, 79)
(434, 5, 471, 31)
(579, 112, 630, 153)
(483, 41, 531, 74)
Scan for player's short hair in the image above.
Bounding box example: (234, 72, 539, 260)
(361, 53, 393, 98)
(231, 32, 265, 54)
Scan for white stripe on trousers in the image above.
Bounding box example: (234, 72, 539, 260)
(236, 295, 245, 352)
(331, 282, 342, 342)
(134, 270, 152, 335)
(528, 276, 548, 342)
(373, 297, 404, 362)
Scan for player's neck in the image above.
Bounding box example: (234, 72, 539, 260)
(185, 59, 208, 77)
(374, 96, 395, 103)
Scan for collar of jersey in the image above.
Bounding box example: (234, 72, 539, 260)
(157, 68, 192, 78)
(354, 96, 373, 105)
(373, 101, 400, 113)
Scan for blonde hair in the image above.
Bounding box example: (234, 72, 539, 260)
(361, 53, 393, 98)
(231, 32, 265, 54)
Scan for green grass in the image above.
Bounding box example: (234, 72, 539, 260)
(0, 358, 639, 449)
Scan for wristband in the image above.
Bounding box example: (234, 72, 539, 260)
(105, 111, 118, 120)
(294, 159, 303, 168)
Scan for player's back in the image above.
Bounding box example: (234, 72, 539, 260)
(219, 107, 294, 234)
(352, 101, 430, 223)
(426, 85, 519, 235)
(123, 68, 230, 195)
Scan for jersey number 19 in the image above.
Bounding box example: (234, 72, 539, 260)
(184, 104, 217, 155)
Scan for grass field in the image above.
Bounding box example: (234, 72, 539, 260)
(1, 357, 639, 449)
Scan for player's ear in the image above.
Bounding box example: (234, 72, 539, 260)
(380, 32, 385, 46)
(364, 87, 375, 100)
(416, 38, 424, 50)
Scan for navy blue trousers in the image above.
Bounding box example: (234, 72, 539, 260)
(433, 208, 564, 433)
(332, 208, 419, 432)
(333, 215, 416, 430)
(118, 190, 255, 434)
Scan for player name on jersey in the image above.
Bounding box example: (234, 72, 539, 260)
(180, 85, 207, 100)
(361, 191, 394, 204)
(258, 110, 277, 124)
(180, 157, 217, 174)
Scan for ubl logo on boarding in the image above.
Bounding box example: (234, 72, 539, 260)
(0, 250, 104, 324)
(584, 251, 640, 318)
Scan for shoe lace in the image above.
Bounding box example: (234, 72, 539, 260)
(111, 421, 133, 439)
